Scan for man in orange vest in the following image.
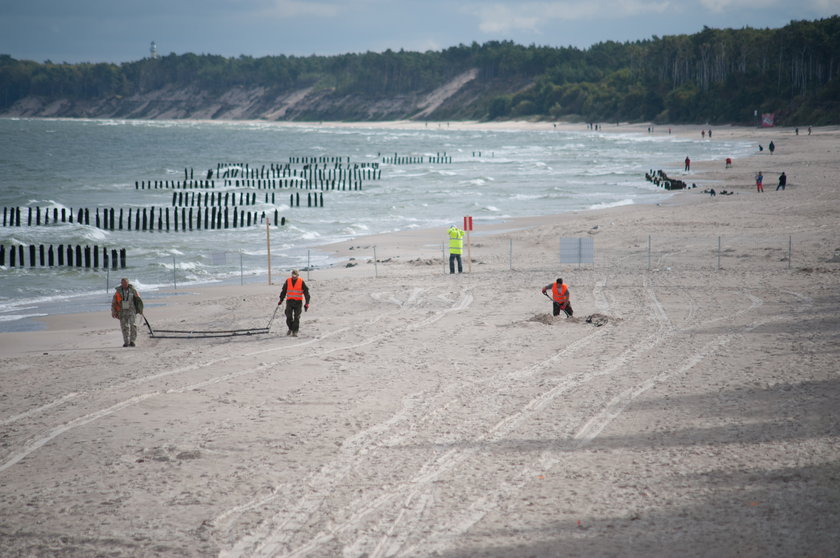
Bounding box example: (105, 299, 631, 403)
(541, 277, 573, 318)
(277, 269, 310, 337)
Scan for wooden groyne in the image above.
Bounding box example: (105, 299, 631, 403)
(3, 206, 286, 231)
(380, 152, 452, 164)
(171, 191, 259, 207)
(1, 244, 126, 268)
(136, 180, 216, 190)
(645, 169, 688, 190)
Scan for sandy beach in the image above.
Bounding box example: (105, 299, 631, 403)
(1, 122, 839, 557)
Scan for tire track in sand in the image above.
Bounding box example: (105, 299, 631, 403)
(220, 280, 671, 556)
(0, 290, 473, 475)
(228, 279, 771, 558)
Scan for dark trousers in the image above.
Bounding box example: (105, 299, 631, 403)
(285, 300, 303, 332)
(449, 253, 462, 273)
(553, 301, 573, 317)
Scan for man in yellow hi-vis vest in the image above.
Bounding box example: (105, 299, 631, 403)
(448, 225, 464, 274)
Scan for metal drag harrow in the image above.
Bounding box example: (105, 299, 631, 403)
(142, 306, 278, 339)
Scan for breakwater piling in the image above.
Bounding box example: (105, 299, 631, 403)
(3, 206, 286, 231)
(1, 244, 127, 269)
(136, 180, 216, 189)
(380, 152, 452, 164)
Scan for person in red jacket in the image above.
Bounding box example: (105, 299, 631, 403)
(277, 269, 311, 337)
(541, 277, 573, 318)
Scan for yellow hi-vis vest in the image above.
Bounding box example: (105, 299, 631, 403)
(448, 227, 464, 254)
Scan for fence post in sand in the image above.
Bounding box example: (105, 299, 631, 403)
(266, 220, 271, 286)
(373, 246, 378, 278)
(442, 243, 446, 274)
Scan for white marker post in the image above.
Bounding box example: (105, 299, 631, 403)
(266, 220, 272, 285)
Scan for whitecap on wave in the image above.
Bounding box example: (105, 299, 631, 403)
(587, 199, 635, 210)
(0, 312, 48, 323)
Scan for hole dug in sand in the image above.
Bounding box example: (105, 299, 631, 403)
(527, 312, 613, 326)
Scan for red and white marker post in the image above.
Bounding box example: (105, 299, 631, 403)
(463, 216, 473, 273)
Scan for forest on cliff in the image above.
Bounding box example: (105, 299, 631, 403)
(1, 17, 838, 124)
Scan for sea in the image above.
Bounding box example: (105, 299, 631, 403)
(0, 118, 754, 332)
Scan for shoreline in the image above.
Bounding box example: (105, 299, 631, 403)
(0, 121, 830, 337)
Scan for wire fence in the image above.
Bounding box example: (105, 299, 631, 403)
(311, 233, 839, 278)
(93, 232, 839, 294)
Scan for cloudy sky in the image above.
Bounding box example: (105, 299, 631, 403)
(1, 0, 838, 64)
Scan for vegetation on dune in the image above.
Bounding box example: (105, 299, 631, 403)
(1, 17, 838, 124)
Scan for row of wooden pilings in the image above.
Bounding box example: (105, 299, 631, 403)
(171, 191, 258, 207)
(1, 244, 126, 269)
(212, 159, 379, 177)
(2, 206, 287, 231)
(136, 180, 216, 190)
(171, 191, 324, 208)
(380, 153, 452, 164)
(138, 169, 379, 191)
(222, 179, 365, 190)
(137, 177, 369, 191)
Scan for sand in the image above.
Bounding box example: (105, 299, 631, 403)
(1, 122, 839, 557)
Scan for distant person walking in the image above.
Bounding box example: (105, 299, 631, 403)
(277, 269, 310, 337)
(448, 224, 465, 274)
(111, 277, 142, 347)
(756, 171, 764, 193)
(542, 278, 573, 318)
(776, 172, 787, 191)
(684, 156, 691, 171)
(769, 141, 775, 154)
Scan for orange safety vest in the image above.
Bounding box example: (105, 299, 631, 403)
(551, 282, 568, 304)
(112, 286, 138, 314)
(286, 277, 304, 301)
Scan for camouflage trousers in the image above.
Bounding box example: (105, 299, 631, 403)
(119, 310, 137, 345)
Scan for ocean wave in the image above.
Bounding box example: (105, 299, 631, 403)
(586, 199, 635, 210)
(0, 312, 48, 323)
(2, 118, 756, 309)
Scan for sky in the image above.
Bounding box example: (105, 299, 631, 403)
(1, 0, 838, 64)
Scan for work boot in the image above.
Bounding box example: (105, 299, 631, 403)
(292, 331, 298, 337)
(286, 329, 292, 336)
(129, 342, 136, 347)
(123, 343, 129, 347)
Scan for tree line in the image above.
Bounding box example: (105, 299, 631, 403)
(1, 16, 838, 124)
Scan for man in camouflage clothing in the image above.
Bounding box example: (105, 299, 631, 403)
(112, 277, 141, 347)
